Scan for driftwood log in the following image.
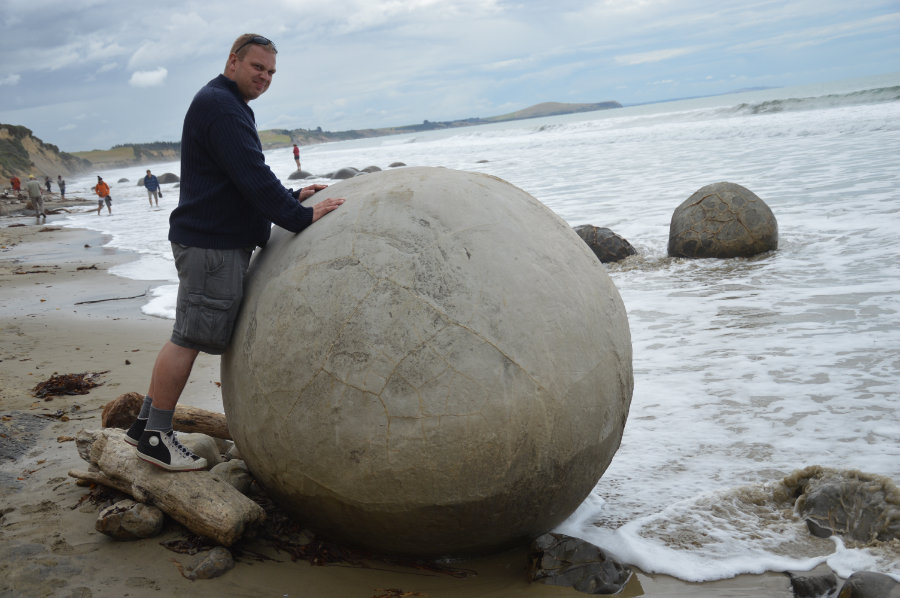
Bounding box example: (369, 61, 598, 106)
(102, 392, 231, 440)
(69, 428, 264, 546)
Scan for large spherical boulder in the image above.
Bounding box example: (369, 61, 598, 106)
(221, 166, 633, 556)
(667, 182, 777, 258)
(157, 172, 180, 184)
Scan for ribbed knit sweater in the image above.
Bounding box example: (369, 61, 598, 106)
(168, 74, 313, 249)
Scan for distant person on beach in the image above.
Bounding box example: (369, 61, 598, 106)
(57, 175, 66, 200)
(25, 174, 45, 223)
(44, 176, 52, 193)
(293, 143, 300, 170)
(143, 169, 161, 206)
(94, 176, 112, 215)
(125, 33, 344, 471)
(10, 176, 21, 195)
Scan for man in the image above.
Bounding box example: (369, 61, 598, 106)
(94, 176, 112, 215)
(24, 174, 44, 223)
(125, 33, 344, 471)
(57, 175, 66, 200)
(143, 169, 161, 206)
(292, 143, 300, 170)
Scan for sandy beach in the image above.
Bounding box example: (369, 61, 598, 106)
(0, 207, 802, 597)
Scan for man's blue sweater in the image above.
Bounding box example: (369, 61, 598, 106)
(169, 74, 313, 249)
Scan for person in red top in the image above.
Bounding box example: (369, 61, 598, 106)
(10, 176, 21, 192)
(292, 143, 300, 170)
(94, 176, 112, 215)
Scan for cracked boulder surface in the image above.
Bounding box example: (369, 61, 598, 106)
(222, 166, 633, 556)
(667, 181, 778, 258)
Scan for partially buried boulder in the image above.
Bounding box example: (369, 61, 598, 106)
(529, 532, 633, 595)
(838, 571, 900, 598)
(574, 225, 636, 263)
(668, 181, 777, 258)
(782, 466, 900, 544)
(157, 172, 180, 184)
(221, 166, 633, 556)
(330, 167, 359, 179)
(288, 170, 313, 180)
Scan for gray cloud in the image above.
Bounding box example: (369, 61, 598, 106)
(0, 0, 896, 151)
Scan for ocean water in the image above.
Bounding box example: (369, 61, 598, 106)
(57, 72, 900, 582)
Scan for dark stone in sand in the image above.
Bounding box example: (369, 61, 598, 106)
(787, 571, 838, 597)
(574, 225, 637, 263)
(157, 172, 180, 184)
(361, 165, 381, 173)
(117, 178, 128, 183)
(668, 181, 778, 258)
(529, 532, 633, 595)
(838, 571, 900, 598)
(183, 546, 234, 580)
(210, 460, 254, 494)
(389, 162, 406, 168)
(96, 499, 165, 540)
(288, 170, 313, 180)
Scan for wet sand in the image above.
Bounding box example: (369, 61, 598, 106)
(0, 215, 797, 597)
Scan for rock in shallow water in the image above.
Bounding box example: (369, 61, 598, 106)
(222, 166, 633, 555)
(668, 181, 778, 258)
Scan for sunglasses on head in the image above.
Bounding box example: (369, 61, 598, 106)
(233, 35, 277, 55)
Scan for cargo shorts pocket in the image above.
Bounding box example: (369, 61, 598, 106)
(181, 293, 234, 351)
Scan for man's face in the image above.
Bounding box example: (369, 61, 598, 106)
(226, 44, 276, 102)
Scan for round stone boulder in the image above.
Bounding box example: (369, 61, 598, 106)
(574, 225, 637, 263)
(221, 166, 633, 556)
(667, 181, 777, 258)
(157, 172, 180, 184)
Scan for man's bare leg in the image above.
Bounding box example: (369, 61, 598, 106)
(147, 341, 200, 410)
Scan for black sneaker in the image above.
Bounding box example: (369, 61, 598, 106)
(124, 418, 147, 446)
(136, 429, 208, 471)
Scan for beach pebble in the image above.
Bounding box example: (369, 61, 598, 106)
(95, 499, 164, 540)
(668, 181, 778, 258)
(210, 460, 254, 494)
(529, 532, 633, 595)
(176, 432, 222, 468)
(183, 546, 234, 580)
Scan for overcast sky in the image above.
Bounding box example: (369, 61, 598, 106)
(1, 0, 897, 152)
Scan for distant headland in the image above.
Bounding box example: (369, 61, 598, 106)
(1, 100, 620, 178)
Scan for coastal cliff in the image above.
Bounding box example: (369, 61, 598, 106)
(0, 124, 91, 181)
